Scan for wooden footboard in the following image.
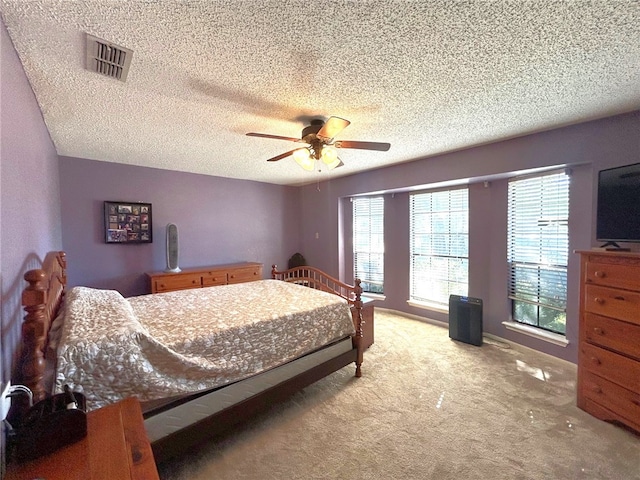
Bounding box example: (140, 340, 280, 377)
(271, 264, 364, 377)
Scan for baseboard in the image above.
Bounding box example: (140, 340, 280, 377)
(377, 307, 448, 328)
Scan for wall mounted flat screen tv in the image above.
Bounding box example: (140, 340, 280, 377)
(596, 162, 640, 246)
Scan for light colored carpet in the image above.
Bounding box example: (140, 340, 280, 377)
(157, 310, 640, 480)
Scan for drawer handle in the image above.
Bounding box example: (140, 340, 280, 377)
(590, 356, 601, 366)
(594, 297, 604, 305)
(593, 327, 603, 335)
(613, 295, 625, 301)
(632, 399, 640, 407)
(159, 283, 165, 288)
(594, 271, 606, 278)
(591, 385, 602, 394)
(192, 280, 198, 284)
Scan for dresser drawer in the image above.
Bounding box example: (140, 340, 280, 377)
(586, 261, 640, 291)
(581, 370, 640, 427)
(584, 284, 640, 325)
(202, 271, 228, 286)
(154, 274, 202, 292)
(584, 312, 640, 359)
(580, 342, 640, 393)
(228, 266, 262, 284)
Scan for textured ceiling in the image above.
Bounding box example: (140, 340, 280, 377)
(1, 1, 639, 186)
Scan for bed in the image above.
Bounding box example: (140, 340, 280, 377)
(13, 251, 365, 462)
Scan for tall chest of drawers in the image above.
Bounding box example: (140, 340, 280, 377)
(577, 250, 640, 433)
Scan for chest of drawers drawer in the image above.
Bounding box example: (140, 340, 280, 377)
(581, 370, 640, 428)
(583, 284, 640, 325)
(202, 272, 228, 286)
(584, 312, 640, 360)
(228, 266, 262, 284)
(153, 274, 201, 292)
(585, 261, 640, 291)
(580, 342, 640, 393)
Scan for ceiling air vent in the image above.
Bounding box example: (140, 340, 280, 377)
(85, 34, 133, 82)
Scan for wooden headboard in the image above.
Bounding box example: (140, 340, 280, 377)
(15, 251, 67, 404)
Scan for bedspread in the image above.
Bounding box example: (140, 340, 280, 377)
(55, 280, 354, 410)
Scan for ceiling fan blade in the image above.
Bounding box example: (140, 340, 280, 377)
(334, 140, 391, 151)
(317, 116, 350, 141)
(266, 149, 300, 162)
(246, 132, 301, 142)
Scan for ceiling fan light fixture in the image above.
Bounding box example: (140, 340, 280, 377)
(324, 158, 342, 170)
(293, 148, 314, 171)
(247, 116, 391, 172)
(321, 145, 338, 164)
(321, 146, 341, 170)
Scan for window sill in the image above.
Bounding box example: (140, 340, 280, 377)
(502, 321, 569, 347)
(406, 299, 448, 314)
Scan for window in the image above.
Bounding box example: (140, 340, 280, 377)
(410, 188, 469, 307)
(507, 171, 569, 335)
(353, 196, 384, 294)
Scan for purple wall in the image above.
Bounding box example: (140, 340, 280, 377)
(2, 10, 639, 375)
(1, 22, 62, 384)
(299, 111, 640, 363)
(58, 157, 301, 297)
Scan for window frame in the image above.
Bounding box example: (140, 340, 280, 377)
(507, 170, 570, 335)
(352, 196, 385, 295)
(409, 187, 469, 309)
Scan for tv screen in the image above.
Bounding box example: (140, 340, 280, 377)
(596, 162, 640, 244)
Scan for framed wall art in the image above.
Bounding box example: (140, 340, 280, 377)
(104, 201, 152, 244)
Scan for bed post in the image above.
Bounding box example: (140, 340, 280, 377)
(353, 278, 364, 378)
(19, 268, 49, 403)
(15, 251, 67, 408)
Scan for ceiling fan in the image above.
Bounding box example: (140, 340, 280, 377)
(246, 116, 391, 171)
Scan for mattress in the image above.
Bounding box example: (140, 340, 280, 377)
(54, 280, 354, 410)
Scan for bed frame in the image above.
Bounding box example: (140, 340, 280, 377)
(271, 263, 365, 377)
(15, 251, 365, 463)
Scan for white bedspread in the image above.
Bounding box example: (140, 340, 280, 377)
(55, 280, 354, 410)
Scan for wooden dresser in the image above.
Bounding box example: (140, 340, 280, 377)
(577, 250, 640, 433)
(6, 397, 159, 480)
(147, 262, 263, 293)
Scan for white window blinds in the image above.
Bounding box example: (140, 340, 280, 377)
(507, 171, 569, 334)
(353, 196, 384, 294)
(410, 188, 469, 307)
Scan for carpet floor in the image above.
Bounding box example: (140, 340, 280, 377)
(157, 310, 640, 480)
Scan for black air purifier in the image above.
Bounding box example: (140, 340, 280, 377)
(449, 295, 483, 346)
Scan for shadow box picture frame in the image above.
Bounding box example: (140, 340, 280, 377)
(104, 201, 153, 244)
